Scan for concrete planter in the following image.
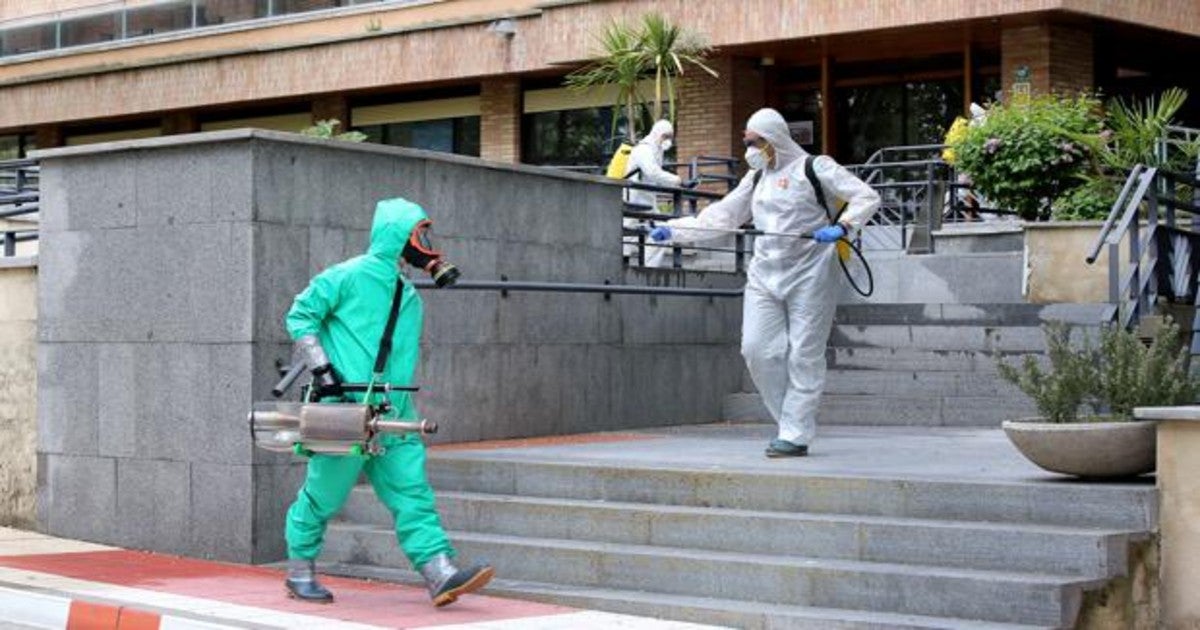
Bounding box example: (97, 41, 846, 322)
(1001, 418, 1156, 478)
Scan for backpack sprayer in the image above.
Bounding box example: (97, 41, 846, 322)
(248, 362, 437, 457)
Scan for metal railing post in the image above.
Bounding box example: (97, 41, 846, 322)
(734, 233, 745, 273)
(3, 232, 13, 257)
(1129, 217, 1144, 323)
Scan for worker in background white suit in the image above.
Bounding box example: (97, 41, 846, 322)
(648, 108, 880, 457)
(622, 120, 682, 265)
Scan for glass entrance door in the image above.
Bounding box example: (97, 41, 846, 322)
(837, 79, 961, 164)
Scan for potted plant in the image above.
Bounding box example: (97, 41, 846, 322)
(998, 318, 1200, 478)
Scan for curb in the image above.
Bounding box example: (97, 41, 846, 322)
(0, 586, 235, 630)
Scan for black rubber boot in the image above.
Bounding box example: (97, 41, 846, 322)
(285, 559, 334, 603)
(420, 554, 495, 607)
(765, 438, 809, 458)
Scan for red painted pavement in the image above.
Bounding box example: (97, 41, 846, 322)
(0, 550, 572, 628)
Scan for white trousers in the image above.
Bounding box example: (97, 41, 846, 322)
(740, 280, 838, 445)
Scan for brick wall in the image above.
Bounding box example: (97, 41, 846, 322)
(1001, 22, 1093, 101)
(677, 57, 763, 172)
(480, 77, 521, 163)
(1048, 24, 1094, 96)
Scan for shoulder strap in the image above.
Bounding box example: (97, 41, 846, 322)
(804, 156, 834, 222)
(373, 278, 405, 375)
(752, 169, 763, 190)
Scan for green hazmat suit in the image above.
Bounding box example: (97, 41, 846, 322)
(284, 197, 453, 568)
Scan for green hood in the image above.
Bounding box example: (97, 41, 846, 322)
(368, 198, 428, 260)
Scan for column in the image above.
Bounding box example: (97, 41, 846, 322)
(480, 78, 521, 163)
(312, 94, 351, 130)
(676, 56, 764, 172)
(1001, 22, 1093, 101)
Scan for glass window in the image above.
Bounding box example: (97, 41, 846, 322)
(60, 13, 120, 47)
(778, 89, 822, 151)
(0, 136, 19, 161)
(0, 134, 34, 160)
(837, 79, 962, 164)
(453, 116, 480, 157)
(273, 0, 343, 15)
(126, 1, 193, 38)
(196, 0, 269, 26)
(522, 107, 621, 166)
(358, 116, 480, 156)
(0, 23, 56, 56)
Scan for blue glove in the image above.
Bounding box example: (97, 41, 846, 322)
(813, 224, 846, 243)
(649, 226, 673, 242)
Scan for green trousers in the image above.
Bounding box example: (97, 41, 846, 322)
(285, 433, 453, 568)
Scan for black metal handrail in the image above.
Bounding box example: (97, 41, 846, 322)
(619, 175, 755, 272)
(1086, 164, 1200, 333)
(410, 277, 742, 298)
(0, 158, 38, 257)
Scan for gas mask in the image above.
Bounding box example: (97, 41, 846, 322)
(401, 219, 460, 288)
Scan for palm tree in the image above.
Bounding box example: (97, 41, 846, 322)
(564, 20, 645, 141)
(635, 13, 718, 123)
(565, 13, 717, 142)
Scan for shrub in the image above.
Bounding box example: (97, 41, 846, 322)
(1050, 178, 1116, 221)
(1096, 319, 1200, 420)
(301, 119, 367, 143)
(997, 322, 1096, 423)
(998, 319, 1200, 422)
(950, 94, 1103, 221)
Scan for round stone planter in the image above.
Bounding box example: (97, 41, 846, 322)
(1001, 418, 1157, 478)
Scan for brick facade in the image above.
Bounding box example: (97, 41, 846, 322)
(1001, 23, 1094, 101)
(480, 77, 522, 163)
(676, 57, 764, 173)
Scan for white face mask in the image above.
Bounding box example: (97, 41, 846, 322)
(660, 139, 673, 152)
(745, 146, 769, 170)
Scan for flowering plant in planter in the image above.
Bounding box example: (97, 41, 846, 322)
(949, 94, 1102, 221)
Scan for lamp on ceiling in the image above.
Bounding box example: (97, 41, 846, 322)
(487, 18, 517, 38)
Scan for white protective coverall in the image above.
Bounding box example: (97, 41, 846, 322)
(623, 120, 682, 263)
(661, 108, 880, 446)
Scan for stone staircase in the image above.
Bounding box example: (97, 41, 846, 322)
(322, 449, 1156, 629)
(724, 302, 1113, 428)
(319, 230, 1150, 628)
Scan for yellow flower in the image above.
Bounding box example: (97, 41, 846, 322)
(941, 117, 969, 165)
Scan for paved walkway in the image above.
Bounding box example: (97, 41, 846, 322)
(0, 528, 719, 629)
(433, 423, 1154, 486)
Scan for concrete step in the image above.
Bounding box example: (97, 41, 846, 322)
(725, 390, 1038, 426)
(826, 347, 1034, 373)
(722, 303, 1114, 427)
(324, 564, 1054, 630)
(423, 458, 1157, 531)
(832, 303, 1111, 328)
(829, 324, 1047, 353)
(322, 525, 1092, 626)
(822, 369, 1030, 397)
(339, 488, 1134, 577)
(820, 393, 1036, 427)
